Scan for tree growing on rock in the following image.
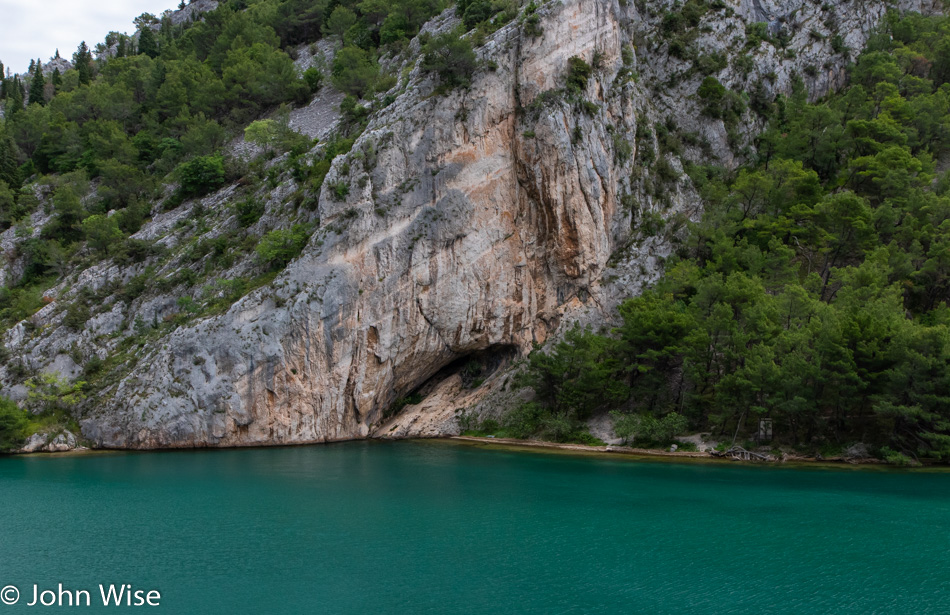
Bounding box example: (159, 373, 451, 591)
(137, 25, 159, 58)
(28, 59, 45, 106)
(331, 46, 380, 99)
(73, 41, 93, 85)
(421, 30, 477, 91)
(25, 373, 86, 414)
(327, 6, 358, 40)
(177, 155, 225, 198)
(256, 225, 310, 270)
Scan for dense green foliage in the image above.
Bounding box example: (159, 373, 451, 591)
(420, 29, 478, 91)
(0, 397, 28, 451)
(255, 223, 311, 269)
(565, 56, 592, 93)
(177, 155, 226, 198)
(0, 0, 454, 199)
(0, 373, 85, 452)
(0, 0, 461, 331)
(512, 13, 950, 462)
(331, 46, 382, 98)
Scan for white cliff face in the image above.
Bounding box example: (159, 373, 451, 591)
(3, 0, 940, 448)
(79, 0, 642, 447)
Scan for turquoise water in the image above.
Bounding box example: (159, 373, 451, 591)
(0, 440, 948, 613)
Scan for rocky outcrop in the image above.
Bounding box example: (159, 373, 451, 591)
(166, 0, 219, 27)
(5, 0, 942, 448)
(20, 430, 81, 453)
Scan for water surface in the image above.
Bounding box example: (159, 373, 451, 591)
(0, 440, 947, 613)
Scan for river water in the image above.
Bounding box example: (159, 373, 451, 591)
(0, 440, 947, 613)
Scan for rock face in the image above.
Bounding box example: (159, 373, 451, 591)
(82, 0, 647, 448)
(5, 0, 942, 448)
(20, 431, 80, 453)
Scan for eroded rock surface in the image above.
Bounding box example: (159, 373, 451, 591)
(20, 431, 80, 453)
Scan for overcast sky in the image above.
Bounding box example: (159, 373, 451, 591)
(0, 0, 176, 75)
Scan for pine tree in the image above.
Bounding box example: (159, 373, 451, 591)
(29, 59, 45, 106)
(137, 26, 159, 58)
(54, 49, 60, 60)
(51, 68, 62, 91)
(133, 12, 158, 29)
(6, 75, 24, 116)
(160, 15, 173, 40)
(116, 36, 127, 58)
(28, 59, 35, 74)
(178, 0, 186, 9)
(73, 41, 92, 85)
(0, 135, 20, 190)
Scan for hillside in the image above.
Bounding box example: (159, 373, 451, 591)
(0, 0, 947, 463)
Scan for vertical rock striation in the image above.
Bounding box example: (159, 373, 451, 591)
(68, 0, 939, 447)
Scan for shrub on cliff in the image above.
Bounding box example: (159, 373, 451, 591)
(25, 373, 87, 414)
(82, 214, 124, 255)
(245, 114, 310, 155)
(331, 46, 380, 99)
(177, 155, 225, 199)
(255, 224, 310, 270)
(521, 1, 543, 37)
(421, 30, 478, 91)
(462, 0, 494, 30)
(234, 198, 265, 228)
(63, 302, 91, 331)
(697, 76, 726, 117)
(566, 56, 592, 93)
(303, 67, 323, 93)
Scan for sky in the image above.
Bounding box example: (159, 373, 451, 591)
(0, 0, 176, 75)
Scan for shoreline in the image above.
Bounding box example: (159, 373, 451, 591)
(451, 435, 711, 458)
(444, 435, 905, 469)
(6, 434, 948, 471)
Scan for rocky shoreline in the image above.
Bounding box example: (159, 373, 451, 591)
(17, 430, 87, 454)
(446, 436, 893, 467)
(5, 432, 937, 470)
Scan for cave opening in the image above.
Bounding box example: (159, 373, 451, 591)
(384, 344, 519, 419)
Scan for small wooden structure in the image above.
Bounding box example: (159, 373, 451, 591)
(711, 446, 776, 462)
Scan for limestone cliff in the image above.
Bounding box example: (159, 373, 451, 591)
(2, 0, 940, 448)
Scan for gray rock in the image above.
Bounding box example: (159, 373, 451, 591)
(20, 433, 49, 453)
(19, 431, 79, 453)
(46, 432, 78, 452)
(845, 443, 871, 458)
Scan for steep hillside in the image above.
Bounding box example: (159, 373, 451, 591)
(0, 0, 943, 453)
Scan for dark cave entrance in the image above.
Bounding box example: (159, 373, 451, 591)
(384, 344, 519, 420)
